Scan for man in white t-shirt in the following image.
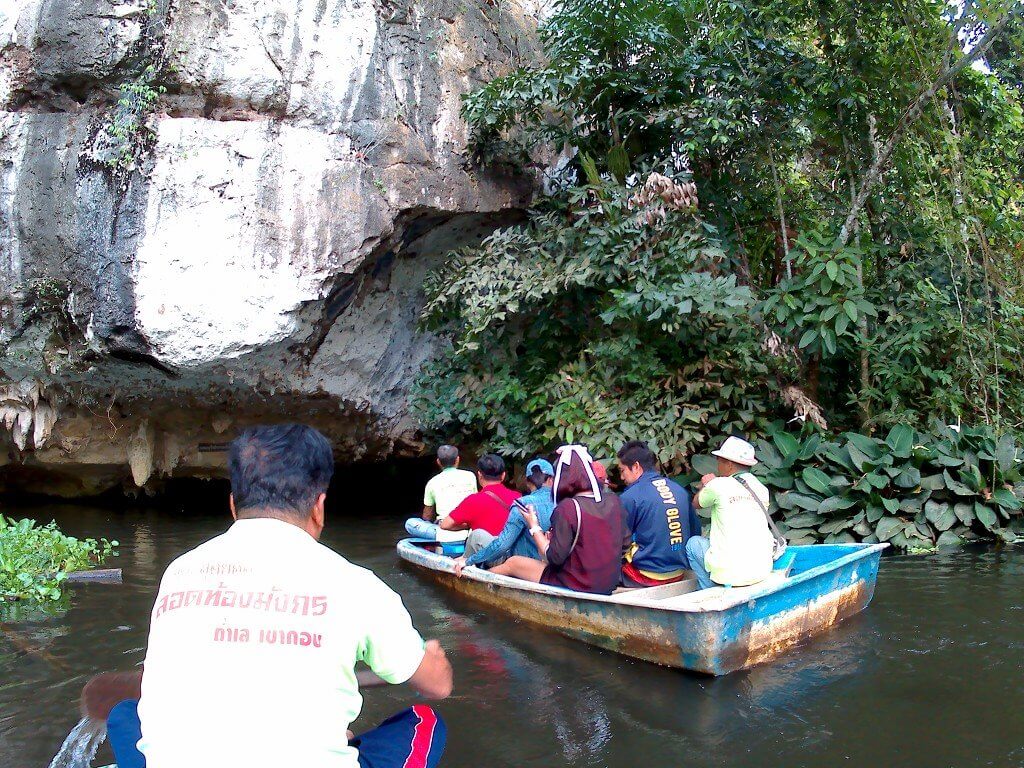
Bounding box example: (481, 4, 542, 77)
(687, 436, 775, 590)
(405, 445, 477, 543)
(105, 424, 453, 768)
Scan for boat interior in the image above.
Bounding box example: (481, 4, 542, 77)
(402, 538, 826, 610)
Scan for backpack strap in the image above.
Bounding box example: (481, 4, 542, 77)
(735, 473, 787, 559)
(569, 498, 582, 554)
(482, 490, 512, 512)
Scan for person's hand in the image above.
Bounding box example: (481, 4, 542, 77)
(453, 556, 468, 577)
(701, 473, 716, 487)
(520, 504, 539, 530)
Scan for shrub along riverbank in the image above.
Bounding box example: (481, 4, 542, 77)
(412, 0, 1024, 551)
(0, 516, 117, 601)
(687, 423, 1023, 551)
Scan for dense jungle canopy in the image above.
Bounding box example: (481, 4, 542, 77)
(415, 0, 1024, 474)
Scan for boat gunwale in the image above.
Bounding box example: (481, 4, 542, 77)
(396, 538, 886, 614)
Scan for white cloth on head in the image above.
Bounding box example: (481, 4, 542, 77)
(553, 444, 603, 504)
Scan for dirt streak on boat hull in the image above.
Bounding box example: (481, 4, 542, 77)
(399, 541, 884, 675)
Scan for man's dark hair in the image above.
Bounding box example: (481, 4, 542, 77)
(617, 440, 658, 472)
(436, 444, 459, 468)
(527, 468, 548, 488)
(229, 424, 334, 518)
(476, 453, 505, 481)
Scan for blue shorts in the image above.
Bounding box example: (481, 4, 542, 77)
(108, 700, 446, 768)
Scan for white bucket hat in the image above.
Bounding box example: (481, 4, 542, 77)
(711, 436, 758, 467)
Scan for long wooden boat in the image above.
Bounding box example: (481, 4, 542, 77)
(398, 538, 887, 675)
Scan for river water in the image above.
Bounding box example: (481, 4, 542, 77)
(1, 493, 1022, 768)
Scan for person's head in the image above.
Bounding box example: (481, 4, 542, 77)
(591, 460, 608, 487)
(616, 440, 658, 486)
(553, 445, 603, 503)
(525, 458, 555, 490)
(228, 424, 334, 540)
(476, 453, 506, 486)
(436, 444, 459, 469)
(710, 436, 758, 476)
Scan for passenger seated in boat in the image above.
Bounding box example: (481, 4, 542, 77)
(617, 440, 702, 588)
(687, 436, 775, 590)
(453, 458, 556, 574)
(438, 453, 521, 558)
(105, 424, 453, 768)
(405, 444, 477, 543)
(489, 445, 631, 595)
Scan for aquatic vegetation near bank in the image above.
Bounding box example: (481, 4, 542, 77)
(0, 516, 118, 601)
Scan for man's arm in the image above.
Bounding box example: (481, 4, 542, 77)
(421, 505, 436, 521)
(407, 639, 453, 699)
(439, 498, 472, 531)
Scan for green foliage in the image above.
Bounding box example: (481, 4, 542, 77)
(416, 0, 1024, 503)
(106, 64, 166, 175)
(763, 232, 877, 358)
(713, 423, 1024, 550)
(0, 516, 118, 601)
(415, 183, 779, 469)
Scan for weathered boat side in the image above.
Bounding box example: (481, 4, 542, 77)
(398, 540, 885, 675)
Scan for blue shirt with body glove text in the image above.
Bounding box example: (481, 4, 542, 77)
(621, 470, 700, 573)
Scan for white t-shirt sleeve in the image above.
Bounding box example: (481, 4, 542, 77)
(357, 578, 425, 685)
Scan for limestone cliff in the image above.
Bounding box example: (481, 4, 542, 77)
(0, 0, 539, 495)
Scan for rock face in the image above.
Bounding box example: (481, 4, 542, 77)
(0, 0, 539, 495)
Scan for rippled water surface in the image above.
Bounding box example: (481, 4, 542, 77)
(1, 499, 1022, 768)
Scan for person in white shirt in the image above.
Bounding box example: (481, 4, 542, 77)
(405, 445, 477, 542)
(105, 423, 453, 768)
(687, 436, 776, 590)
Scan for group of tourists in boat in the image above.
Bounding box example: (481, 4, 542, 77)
(88, 423, 780, 768)
(404, 438, 780, 596)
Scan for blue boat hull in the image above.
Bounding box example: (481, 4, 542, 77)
(398, 541, 885, 675)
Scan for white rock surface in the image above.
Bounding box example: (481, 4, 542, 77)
(0, 0, 539, 495)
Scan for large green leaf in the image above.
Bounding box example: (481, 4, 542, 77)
(991, 488, 1022, 511)
(955, 502, 976, 526)
(882, 497, 900, 513)
(976, 505, 999, 532)
(924, 500, 957, 531)
(802, 467, 833, 495)
(786, 493, 823, 511)
(920, 473, 946, 491)
(773, 431, 801, 460)
(996, 433, 1017, 474)
(846, 432, 883, 460)
(866, 473, 889, 490)
(765, 469, 796, 490)
(819, 518, 854, 535)
(943, 470, 975, 496)
(893, 466, 922, 489)
(876, 516, 904, 541)
(822, 444, 858, 473)
(936, 530, 965, 548)
(818, 495, 858, 515)
(885, 424, 915, 458)
(786, 512, 825, 528)
(847, 443, 875, 472)
(866, 504, 885, 523)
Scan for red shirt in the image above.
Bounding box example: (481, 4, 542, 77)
(447, 484, 522, 536)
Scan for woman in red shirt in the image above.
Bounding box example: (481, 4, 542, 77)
(489, 445, 630, 594)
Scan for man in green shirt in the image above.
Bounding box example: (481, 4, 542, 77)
(406, 445, 477, 542)
(688, 436, 775, 590)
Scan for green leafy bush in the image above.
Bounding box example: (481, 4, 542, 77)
(0, 516, 118, 601)
(690, 423, 1024, 551)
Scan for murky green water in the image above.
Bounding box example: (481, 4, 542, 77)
(2, 498, 1022, 768)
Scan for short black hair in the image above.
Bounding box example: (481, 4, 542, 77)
(527, 468, 548, 488)
(476, 453, 505, 481)
(617, 440, 657, 472)
(437, 444, 459, 468)
(229, 424, 334, 517)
